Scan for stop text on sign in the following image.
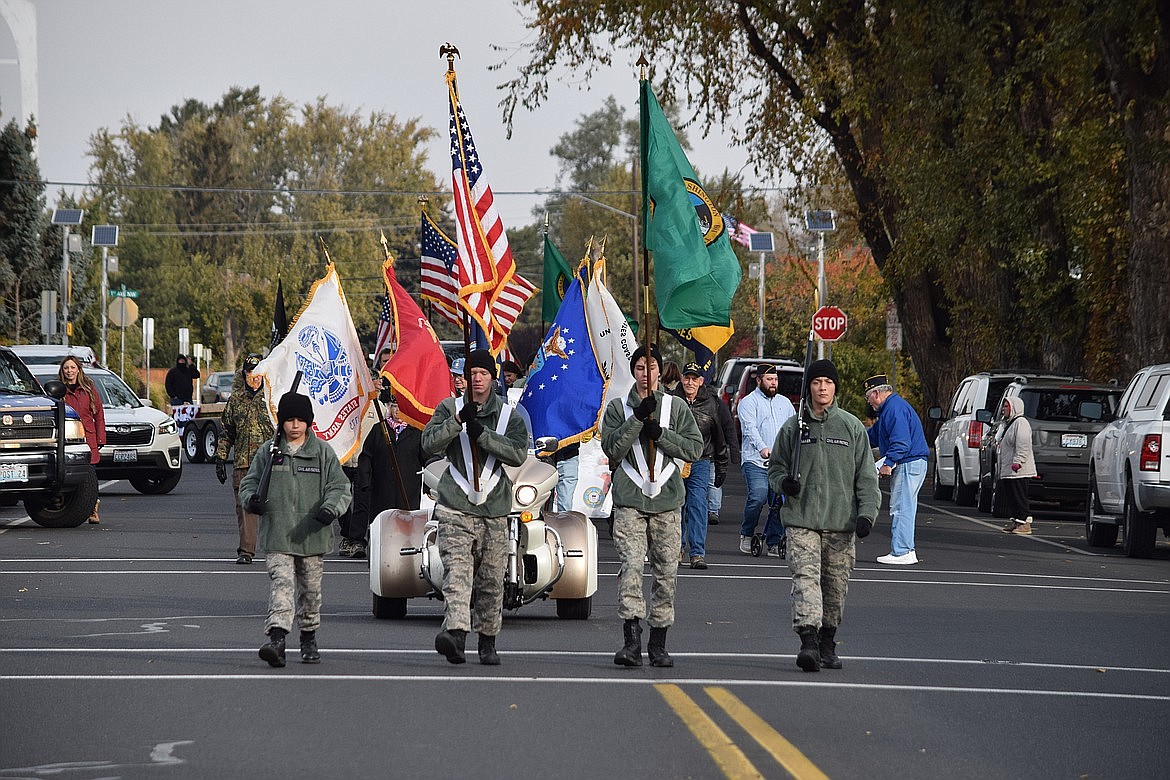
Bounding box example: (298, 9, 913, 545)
(812, 306, 848, 342)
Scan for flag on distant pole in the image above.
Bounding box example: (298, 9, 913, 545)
(379, 257, 452, 429)
(372, 293, 394, 360)
(640, 78, 741, 330)
(542, 233, 573, 324)
(252, 265, 375, 463)
(446, 66, 534, 354)
(270, 279, 288, 350)
(726, 216, 758, 249)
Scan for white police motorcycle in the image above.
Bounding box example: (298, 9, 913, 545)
(369, 436, 598, 620)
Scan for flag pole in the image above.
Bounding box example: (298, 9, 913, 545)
(442, 41, 480, 493)
(542, 210, 550, 334)
(374, 245, 412, 508)
(637, 53, 658, 480)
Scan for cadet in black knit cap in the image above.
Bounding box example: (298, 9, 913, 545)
(804, 359, 839, 390)
(463, 349, 498, 379)
(628, 344, 662, 374)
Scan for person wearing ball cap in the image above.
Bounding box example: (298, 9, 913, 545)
(863, 373, 929, 565)
(449, 357, 466, 397)
(239, 390, 352, 669)
(602, 344, 703, 669)
(768, 358, 880, 673)
(422, 349, 529, 666)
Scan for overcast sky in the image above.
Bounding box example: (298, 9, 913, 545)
(0, 0, 758, 229)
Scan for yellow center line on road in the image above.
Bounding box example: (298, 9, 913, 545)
(655, 683, 763, 780)
(706, 686, 830, 780)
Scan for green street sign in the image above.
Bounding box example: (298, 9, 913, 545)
(110, 289, 139, 299)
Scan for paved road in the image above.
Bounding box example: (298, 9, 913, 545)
(2, 462, 1168, 779)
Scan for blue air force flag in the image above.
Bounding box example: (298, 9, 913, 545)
(520, 266, 604, 447)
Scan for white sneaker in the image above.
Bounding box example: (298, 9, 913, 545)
(876, 551, 919, 565)
(739, 535, 752, 554)
(766, 544, 781, 558)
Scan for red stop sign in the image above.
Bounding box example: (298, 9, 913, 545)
(812, 305, 848, 342)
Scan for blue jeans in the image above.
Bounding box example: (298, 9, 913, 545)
(889, 458, 927, 556)
(555, 455, 578, 513)
(683, 459, 713, 557)
(739, 462, 785, 546)
(707, 468, 722, 516)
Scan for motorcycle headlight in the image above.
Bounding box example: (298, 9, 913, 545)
(64, 419, 87, 444)
(515, 484, 538, 507)
(158, 418, 177, 435)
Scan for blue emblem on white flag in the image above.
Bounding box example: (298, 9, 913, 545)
(520, 266, 604, 446)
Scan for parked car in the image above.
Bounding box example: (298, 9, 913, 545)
(929, 370, 1078, 505)
(974, 379, 1122, 516)
(729, 361, 804, 425)
(200, 371, 235, 404)
(27, 364, 184, 495)
(9, 344, 98, 367)
(1087, 362, 1170, 557)
(716, 356, 800, 408)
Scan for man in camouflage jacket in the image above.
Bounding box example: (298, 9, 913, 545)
(214, 354, 274, 564)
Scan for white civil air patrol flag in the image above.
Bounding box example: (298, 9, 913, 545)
(519, 264, 605, 448)
(253, 264, 375, 464)
(584, 260, 638, 427)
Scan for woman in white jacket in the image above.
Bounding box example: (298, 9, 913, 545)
(997, 396, 1036, 535)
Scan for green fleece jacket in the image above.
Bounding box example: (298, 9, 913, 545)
(602, 386, 703, 513)
(421, 392, 529, 517)
(239, 432, 352, 556)
(768, 402, 881, 532)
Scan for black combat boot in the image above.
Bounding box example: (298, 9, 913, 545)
(796, 626, 821, 672)
(647, 626, 673, 668)
(478, 634, 501, 666)
(435, 628, 467, 664)
(613, 618, 643, 667)
(259, 627, 287, 668)
(818, 625, 842, 669)
(299, 630, 321, 664)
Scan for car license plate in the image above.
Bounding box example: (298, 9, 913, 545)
(0, 463, 29, 482)
(1061, 433, 1088, 448)
(113, 449, 138, 463)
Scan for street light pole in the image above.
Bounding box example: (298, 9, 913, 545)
(757, 254, 766, 359)
(804, 210, 837, 360)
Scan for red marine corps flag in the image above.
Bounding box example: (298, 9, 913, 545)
(379, 256, 452, 429)
(445, 56, 534, 354)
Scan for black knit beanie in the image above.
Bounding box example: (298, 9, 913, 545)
(464, 349, 497, 379)
(629, 344, 662, 374)
(805, 359, 839, 390)
(277, 392, 314, 426)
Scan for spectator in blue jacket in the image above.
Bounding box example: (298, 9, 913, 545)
(864, 375, 930, 565)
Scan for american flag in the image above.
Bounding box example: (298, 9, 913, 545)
(446, 70, 534, 354)
(420, 208, 536, 339)
(371, 293, 395, 359)
(728, 217, 757, 249)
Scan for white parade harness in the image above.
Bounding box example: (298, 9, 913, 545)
(620, 394, 680, 498)
(448, 397, 513, 505)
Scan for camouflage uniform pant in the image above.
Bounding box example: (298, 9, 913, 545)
(232, 468, 258, 557)
(265, 552, 324, 634)
(612, 505, 682, 628)
(434, 504, 507, 636)
(787, 526, 855, 632)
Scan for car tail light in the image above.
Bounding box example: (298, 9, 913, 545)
(1140, 434, 1161, 472)
(966, 420, 984, 449)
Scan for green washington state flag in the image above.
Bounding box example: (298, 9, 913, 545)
(541, 233, 574, 324)
(640, 79, 742, 330)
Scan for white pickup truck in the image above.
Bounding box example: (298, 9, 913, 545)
(1086, 362, 1170, 557)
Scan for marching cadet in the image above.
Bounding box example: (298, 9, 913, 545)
(422, 350, 529, 665)
(240, 391, 351, 667)
(602, 345, 702, 668)
(770, 359, 880, 672)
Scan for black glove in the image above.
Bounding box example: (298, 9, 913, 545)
(856, 516, 873, 538)
(315, 507, 337, 526)
(714, 470, 726, 489)
(457, 401, 480, 424)
(642, 418, 663, 440)
(781, 476, 801, 497)
(378, 385, 394, 404)
(214, 459, 227, 485)
(465, 417, 485, 441)
(244, 495, 268, 515)
(633, 396, 656, 421)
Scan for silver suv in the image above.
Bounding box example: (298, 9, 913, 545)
(929, 370, 1077, 504)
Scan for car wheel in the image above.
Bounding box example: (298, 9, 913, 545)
(556, 596, 592, 620)
(24, 468, 99, 528)
(1122, 478, 1156, 558)
(372, 593, 407, 620)
(931, 460, 953, 500)
(129, 469, 183, 495)
(201, 426, 219, 462)
(183, 425, 205, 463)
(1085, 469, 1118, 548)
(954, 454, 977, 505)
